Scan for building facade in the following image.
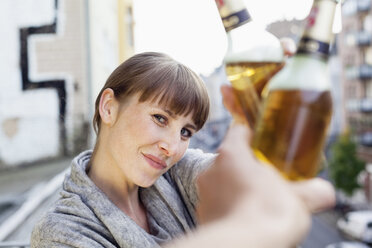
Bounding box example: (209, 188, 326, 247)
(339, 0, 372, 162)
(0, 0, 134, 168)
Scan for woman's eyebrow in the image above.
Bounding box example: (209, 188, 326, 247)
(185, 123, 197, 131)
(163, 109, 175, 118)
(162, 108, 197, 130)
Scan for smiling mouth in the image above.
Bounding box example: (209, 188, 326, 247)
(143, 154, 167, 170)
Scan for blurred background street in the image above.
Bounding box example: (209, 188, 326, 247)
(0, 0, 372, 247)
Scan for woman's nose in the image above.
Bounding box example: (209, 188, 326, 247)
(158, 133, 179, 157)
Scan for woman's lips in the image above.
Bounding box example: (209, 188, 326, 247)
(143, 154, 167, 170)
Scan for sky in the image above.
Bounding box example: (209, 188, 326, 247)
(132, 0, 341, 75)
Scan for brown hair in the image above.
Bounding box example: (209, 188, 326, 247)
(93, 52, 210, 134)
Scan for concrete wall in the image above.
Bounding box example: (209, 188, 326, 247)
(339, 2, 372, 162)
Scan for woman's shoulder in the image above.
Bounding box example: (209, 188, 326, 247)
(162, 149, 216, 212)
(31, 197, 114, 247)
(32, 193, 101, 233)
(168, 149, 216, 177)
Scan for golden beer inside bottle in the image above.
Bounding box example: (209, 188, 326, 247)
(252, 89, 333, 180)
(225, 62, 284, 128)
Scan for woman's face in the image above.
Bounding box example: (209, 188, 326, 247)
(106, 93, 197, 187)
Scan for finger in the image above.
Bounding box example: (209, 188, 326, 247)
(220, 85, 247, 124)
(291, 178, 336, 213)
(220, 85, 237, 113)
(280, 37, 296, 57)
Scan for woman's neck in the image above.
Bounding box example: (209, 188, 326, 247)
(89, 146, 137, 200)
(88, 146, 150, 232)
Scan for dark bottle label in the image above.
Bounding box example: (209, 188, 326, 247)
(222, 9, 251, 32)
(297, 37, 330, 60)
(215, 0, 251, 32)
(296, 0, 337, 60)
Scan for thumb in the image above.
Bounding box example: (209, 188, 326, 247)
(220, 85, 247, 125)
(291, 178, 336, 213)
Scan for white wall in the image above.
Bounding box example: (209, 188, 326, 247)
(0, 0, 61, 166)
(89, 0, 120, 108)
(87, 0, 120, 147)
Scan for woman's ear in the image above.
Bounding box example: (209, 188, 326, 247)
(99, 88, 119, 127)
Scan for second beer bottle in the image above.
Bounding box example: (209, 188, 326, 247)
(252, 0, 338, 180)
(215, 0, 284, 129)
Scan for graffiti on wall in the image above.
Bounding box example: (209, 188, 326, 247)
(1, 0, 124, 166)
(0, 0, 90, 166)
(19, 0, 67, 155)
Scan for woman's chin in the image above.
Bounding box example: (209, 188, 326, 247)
(136, 176, 159, 188)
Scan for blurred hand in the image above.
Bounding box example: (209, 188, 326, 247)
(221, 84, 248, 126)
(280, 37, 297, 57)
(196, 124, 335, 248)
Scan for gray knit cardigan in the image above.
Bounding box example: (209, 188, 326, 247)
(31, 149, 215, 248)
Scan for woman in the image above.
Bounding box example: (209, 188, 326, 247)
(31, 51, 335, 248)
(31, 52, 216, 247)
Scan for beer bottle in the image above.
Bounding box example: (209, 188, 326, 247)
(215, 0, 284, 128)
(252, 0, 338, 180)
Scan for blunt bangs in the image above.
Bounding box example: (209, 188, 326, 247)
(137, 63, 210, 131)
(93, 52, 210, 133)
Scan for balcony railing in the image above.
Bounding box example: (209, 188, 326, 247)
(346, 31, 372, 46)
(349, 98, 372, 112)
(343, 0, 371, 16)
(360, 132, 372, 146)
(346, 64, 372, 79)
(361, 98, 372, 112)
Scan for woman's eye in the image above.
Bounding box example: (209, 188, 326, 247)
(181, 128, 192, 139)
(153, 114, 167, 125)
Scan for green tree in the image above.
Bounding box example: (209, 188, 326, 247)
(329, 132, 366, 196)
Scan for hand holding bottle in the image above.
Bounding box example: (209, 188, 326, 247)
(219, 0, 337, 181)
(164, 123, 336, 248)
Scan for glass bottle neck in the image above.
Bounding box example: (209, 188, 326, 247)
(297, 0, 337, 60)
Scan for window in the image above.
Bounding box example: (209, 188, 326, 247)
(361, 98, 372, 112)
(343, 0, 358, 16)
(361, 132, 372, 146)
(360, 64, 372, 79)
(364, 15, 372, 32)
(358, 0, 372, 12)
(344, 31, 371, 46)
(345, 65, 372, 79)
(343, 0, 372, 15)
(367, 81, 372, 97)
